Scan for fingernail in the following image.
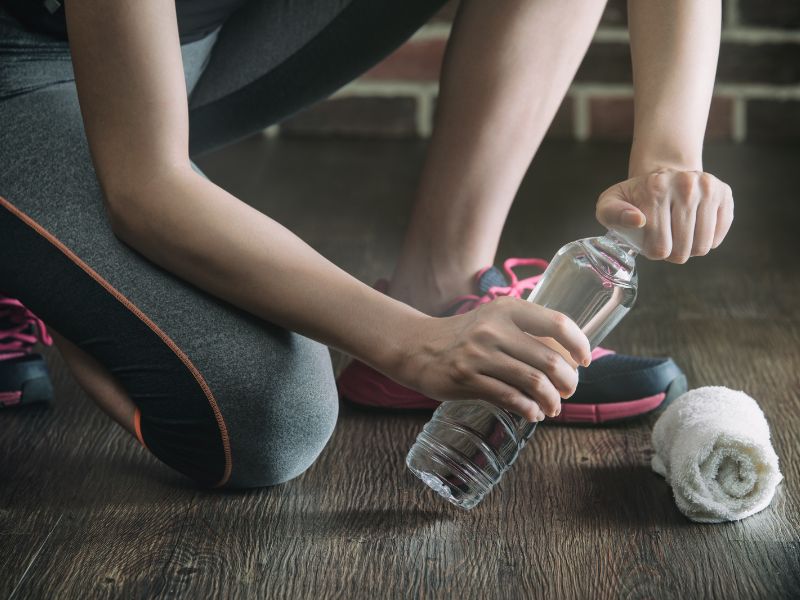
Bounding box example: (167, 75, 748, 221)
(622, 209, 644, 227)
(555, 406, 561, 417)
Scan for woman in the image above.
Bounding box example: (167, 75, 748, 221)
(0, 0, 733, 488)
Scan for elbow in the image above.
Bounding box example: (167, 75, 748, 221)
(100, 162, 189, 243)
(103, 185, 142, 243)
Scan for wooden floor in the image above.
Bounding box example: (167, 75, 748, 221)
(2, 138, 799, 599)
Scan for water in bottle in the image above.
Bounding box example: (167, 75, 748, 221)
(406, 229, 641, 509)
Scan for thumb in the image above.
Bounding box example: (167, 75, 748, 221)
(596, 185, 646, 229)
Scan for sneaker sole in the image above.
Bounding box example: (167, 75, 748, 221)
(546, 373, 688, 425)
(340, 370, 688, 424)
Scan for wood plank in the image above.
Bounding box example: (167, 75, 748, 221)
(1, 140, 798, 599)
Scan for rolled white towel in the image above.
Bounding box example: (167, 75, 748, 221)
(651, 386, 783, 523)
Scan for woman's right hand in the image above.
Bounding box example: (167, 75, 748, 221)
(394, 296, 592, 422)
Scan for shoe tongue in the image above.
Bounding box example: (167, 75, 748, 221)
(476, 266, 509, 294)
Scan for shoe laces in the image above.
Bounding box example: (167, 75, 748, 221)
(0, 295, 53, 359)
(444, 257, 549, 315)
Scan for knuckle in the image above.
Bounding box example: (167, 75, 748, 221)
(567, 368, 579, 391)
(670, 253, 690, 264)
(462, 341, 484, 361)
(450, 359, 471, 384)
(550, 311, 570, 333)
(649, 243, 671, 260)
(542, 350, 562, 375)
(676, 171, 695, 196)
(678, 190, 698, 207)
(647, 172, 668, 196)
(723, 193, 735, 214)
(472, 322, 497, 345)
(498, 391, 521, 411)
(529, 370, 550, 394)
(699, 172, 714, 194)
(693, 244, 711, 256)
(724, 183, 734, 201)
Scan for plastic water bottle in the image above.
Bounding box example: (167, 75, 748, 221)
(406, 229, 643, 509)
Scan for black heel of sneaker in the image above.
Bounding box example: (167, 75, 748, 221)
(0, 354, 54, 408)
(20, 375, 54, 406)
(656, 373, 688, 415)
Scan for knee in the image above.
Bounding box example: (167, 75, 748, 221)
(227, 388, 338, 489)
(222, 338, 339, 489)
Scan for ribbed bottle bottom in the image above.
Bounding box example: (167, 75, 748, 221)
(406, 431, 495, 509)
(406, 400, 535, 510)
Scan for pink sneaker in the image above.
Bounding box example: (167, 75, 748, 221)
(337, 258, 687, 424)
(0, 294, 55, 408)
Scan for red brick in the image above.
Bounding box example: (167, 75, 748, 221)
(577, 41, 800, 86)
(436, 0, 627, 26)
(364, 38, 447, 82)
(589, 97, 633, 140)
(718, 43, 800, 84)
(431, 94, 573, 139)
(747, 100, 800, 141)
(705, 97, 733, 141)
(280, 97, 418, 139)
(575, 43, 632, 83)
(739, 0, 800, 28)
(589, 96, 733, 141)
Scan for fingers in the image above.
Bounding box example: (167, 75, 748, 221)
(668, 172, 700, 263)
(635, 170, 733, 261)
(596, 185, 646, 230)
(482, 344, 578, 417)
(641, 171, 673, 260)
(499, 329, 579, 401)
(713, 182, 734, 248)
(471, 373, 545, 422)
(692, 184, 718, 257)
(507, 299, 591, 367)
(480, 359, 562, 418)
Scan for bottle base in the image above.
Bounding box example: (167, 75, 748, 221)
(406, 463, 484, 510)
(405, 444, 491, 510)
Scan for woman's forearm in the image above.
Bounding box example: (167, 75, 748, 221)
(110, 166, 425, 373)
(628, 0, 721, 177)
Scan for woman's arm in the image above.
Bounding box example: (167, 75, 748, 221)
(65, 1, 415, 374)
(628, 0, 719, 175)
(64, 0, 592, 421)
(595, 0, 734, 262)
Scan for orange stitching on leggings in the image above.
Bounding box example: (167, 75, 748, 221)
(133, 407, 147, 448)
(0, 196, 232, 487)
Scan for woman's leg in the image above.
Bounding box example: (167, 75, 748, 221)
(188, 0, 605, 316)
(390, 0, 608, 315)
(0, 17, 337, 488)
(49, 328, 137, 437)
(188, 0, 449, 155)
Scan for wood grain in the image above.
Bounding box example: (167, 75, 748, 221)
(1, 140, 798, 599)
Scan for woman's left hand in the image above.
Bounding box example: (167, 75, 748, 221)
(595, 168, 734, 263)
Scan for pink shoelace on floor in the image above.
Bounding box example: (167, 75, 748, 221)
(0, 295, 53, 361)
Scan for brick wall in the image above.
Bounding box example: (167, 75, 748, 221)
(278, 0, 800, 142)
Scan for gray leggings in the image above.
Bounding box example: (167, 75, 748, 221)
(0, 0, 446, 487)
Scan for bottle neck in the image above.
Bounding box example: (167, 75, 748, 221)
(603, 229, 641, 256)
(584, 230, 638, 283)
